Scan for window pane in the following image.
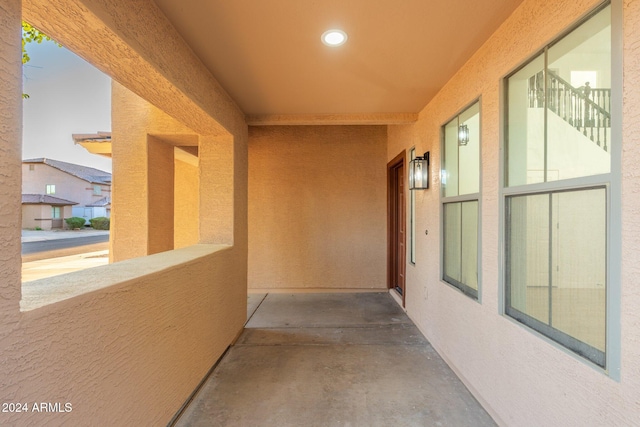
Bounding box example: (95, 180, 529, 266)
(547, 6, 611, 181)
(443, 201, 478, 295)
(444, 202, 461, 282)
(507, 193, 550, 324)
(443, 120, 459, 197)
(551, 189, 606, 350)
(506, 6, 611, 187)
(443, 102, 480, 196)
(506, 188, 606, 353)
(506, 54, 545, 187)
(459, 104, 480, 195)
(460, 201, 478, 290)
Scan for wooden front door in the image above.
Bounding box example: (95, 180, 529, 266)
(388, 152, 406, 306)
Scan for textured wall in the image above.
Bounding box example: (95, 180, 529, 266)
(147, 136, 175, 254)
(389, 0, 640, 425)
(0, 0, 22, 317)
(248, 125, 387, 291)
(0, 0, 248, 425)
(11, 245, 244, 425)
(174, 157, 200, 249)
(21, 205, 49, 230)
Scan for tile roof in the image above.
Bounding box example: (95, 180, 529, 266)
(86, 197, 111, 207)
(71, 131, 111, 143)
(22, 194, 78, 206)
(23, 158, 111, 185)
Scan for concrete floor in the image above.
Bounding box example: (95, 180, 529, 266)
(174, 292, 496, 427)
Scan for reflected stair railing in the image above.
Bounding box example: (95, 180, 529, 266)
(528, 70, 611, 152)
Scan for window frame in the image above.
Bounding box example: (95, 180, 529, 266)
(45, 184, 55, 195)
(500, 0, 621, 377)
(440, 99, 482, 301)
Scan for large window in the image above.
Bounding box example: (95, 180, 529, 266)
(441, 101, 480, 299)
(504, 4, 612, 368)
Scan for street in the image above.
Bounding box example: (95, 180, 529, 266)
(22, 234, 109, 262)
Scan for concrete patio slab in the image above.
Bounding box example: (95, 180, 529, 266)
(175, 292, 496, 427)
(246, 292, 413, 328)
(247, 293, 267, 323)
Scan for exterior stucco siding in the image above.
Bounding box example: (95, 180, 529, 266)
(389, 0, 640, 425)
(248, 125, 387, 291)
(0, 0, 22, 315)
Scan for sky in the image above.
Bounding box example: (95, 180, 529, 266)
(22, 39, 112, 173)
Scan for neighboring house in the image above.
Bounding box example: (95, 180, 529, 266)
(22, 158, 111, 228)
(21, 194, 78, 230)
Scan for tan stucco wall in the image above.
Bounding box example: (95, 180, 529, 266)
(0, 1, 248, 425)
(20, 204, 70, 230)
(0, 0, 22, 318)
(147, 135, 175, 255)
(25, 205, 41, 230)
(388, 0, 640, 425)
(110, 83, 241, 261)
(110, 83, 181, 261)
(248, 125, 387, 291)
(174, 157, 199, 249)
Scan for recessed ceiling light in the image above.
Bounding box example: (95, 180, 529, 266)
(321, 29, 348, 47)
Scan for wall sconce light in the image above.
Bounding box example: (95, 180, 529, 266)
(458, 124, 469, 146)
(409, 151, 429, 190)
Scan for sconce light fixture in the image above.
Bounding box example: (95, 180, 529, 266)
(458, 124, 469, 146)
(409, 151, 430, 190)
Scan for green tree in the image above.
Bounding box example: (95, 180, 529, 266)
(22, 21, 62, 99)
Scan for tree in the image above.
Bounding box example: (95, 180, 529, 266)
(22, 21, 62, 99)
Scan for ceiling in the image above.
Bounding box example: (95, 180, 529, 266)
(153, 0, 525, 120)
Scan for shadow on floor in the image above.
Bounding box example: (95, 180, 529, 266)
(174, 292, 496, 427)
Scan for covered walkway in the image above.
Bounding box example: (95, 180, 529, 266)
(174, 293, 495, 426)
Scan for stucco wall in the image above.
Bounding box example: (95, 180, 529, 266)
(147, 135, 175, 255)
(0, 0, 23, 318)
(0, 1, 248, 425)
(248, 125, 387, 291)
(174, 157, 200, 249)
(21, 204, 72, 230)
(388, 0, 640, 425)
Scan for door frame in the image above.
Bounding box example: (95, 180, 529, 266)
(387, 150, 406, 307)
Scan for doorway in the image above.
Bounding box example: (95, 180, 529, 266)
(388, 151, 406, 306)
